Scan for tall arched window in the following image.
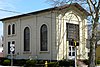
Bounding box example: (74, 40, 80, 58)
(40, 24, 48, 51)
(8, 25, 11, 35)
(24, 27, 30, 51)
(12, 24, 15, 34)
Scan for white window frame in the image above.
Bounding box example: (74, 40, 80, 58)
(7, 23, 16, 36)
(8, 41, 15, 54)
(68, 41, 75, 60)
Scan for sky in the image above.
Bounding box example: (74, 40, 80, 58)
(0, 0, 52, 37)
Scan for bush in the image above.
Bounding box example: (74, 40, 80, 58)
(59, 60, 74, 66)
(13, 59, 26, 66)
(83, 60, 89, 65)
(48, 62, 59, 67)
(26, 60, 37, 66)
(97, 60, 100, 64)
(69, 60, 75, 66)
(0, 57, 8, 65)
(38, 60, 44, 64)
(3, 59, 10, 66)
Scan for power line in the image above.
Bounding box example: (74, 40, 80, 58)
(0, 8, 82, 22)
(0, 8, 21, 14)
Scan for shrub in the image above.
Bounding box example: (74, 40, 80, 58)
(13, 59, 26, 66)
(0, 57, 8, 65)
(3, 59, 10, 66)
(83, 60, 89, 65)
(26, 60, 37, 66)
(48, 62, 59, 67)
(59, 60, 74, 66)
(69, 60, 75, 66)
(59, 60, 69, 66)
(97, 60, 100, 64)
(38, 60, 44, 64)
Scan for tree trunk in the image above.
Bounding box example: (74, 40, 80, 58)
(89, 15, 99, 67)
(89, 40, 96, 67)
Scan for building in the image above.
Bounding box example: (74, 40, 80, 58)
(96, 44, 100, 60)
(0, 37, 3, 57)
(0, 3, 89, 60)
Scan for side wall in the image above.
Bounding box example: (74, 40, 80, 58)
(3, 11, 56, 60)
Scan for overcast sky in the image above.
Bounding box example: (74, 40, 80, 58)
(0, 0, 52, 36)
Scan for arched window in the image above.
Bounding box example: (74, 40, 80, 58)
(8, 25, 11, 35)
(12, 24, 15, 34)
(24, 27, 30, 51)
(40, 24, 48, 51)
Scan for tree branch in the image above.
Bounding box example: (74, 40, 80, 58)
(87, 0, 94, 19)
(97, 0, 100, 12)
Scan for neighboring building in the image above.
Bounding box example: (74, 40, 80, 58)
(96, 43, 100, 60)
(95, 24, 100, 60)
(0, 3, 89, 60)
(0, 37, 3, 57)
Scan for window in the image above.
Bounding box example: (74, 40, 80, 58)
(24, 27, 30, 51)
(68, 41, 75, 56)
(8, 42, 10, 54)
(12, 24, 15, 34)
(8, 41, 15, 54)
(8, 23, 16, 36)
(40, 24, 48, 51)
(8, 25, 11, 35)
(66, 23, 79, 41)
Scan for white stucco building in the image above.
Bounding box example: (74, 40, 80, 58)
(0, 3, 89, 60)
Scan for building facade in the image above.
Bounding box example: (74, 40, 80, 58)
(0, 3, 89, 60)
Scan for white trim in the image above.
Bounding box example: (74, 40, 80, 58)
(7, 24, 11, 36)
(7, 40, 16, 54)
(7, 22, 16, 36)
(12, 23, 16, 36)
(68, 41, 75, 60)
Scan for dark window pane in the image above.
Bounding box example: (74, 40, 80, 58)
(8, 42, 10, 54)
(12, 24, 15, 34)
(69, 52, 71, 56)
(72, 52, 75, 56)
(12, 41, 15, 44)
(72, 47, 75, 51)
(66, 23, 79, 40)
(40, 24, 48, 51)
(8, 25, 11, 35)
(12, 41, 15, 54)
(69, 47, 71, 51)
(24, 27, 30, 51)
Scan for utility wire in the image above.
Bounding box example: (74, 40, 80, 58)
(0, 8, 92, 24)
(0, 8, 21, 14)
(0, 8, 82, 22)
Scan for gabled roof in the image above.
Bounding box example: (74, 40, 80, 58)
(0, 3, 89, 21)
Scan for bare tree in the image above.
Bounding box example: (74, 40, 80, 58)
(47, 0, 100, 67)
